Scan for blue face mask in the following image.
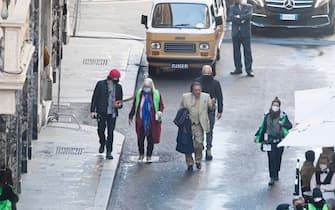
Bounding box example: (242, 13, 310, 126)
(143, 87, 151, 93)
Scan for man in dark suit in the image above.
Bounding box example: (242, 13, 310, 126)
(229, 0, 254, 77)
(91, 69, 123, 159)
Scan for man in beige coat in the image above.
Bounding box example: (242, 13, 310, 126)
(180, 82, 213, 170)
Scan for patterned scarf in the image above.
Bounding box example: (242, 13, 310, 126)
(142, 92, 152, 136)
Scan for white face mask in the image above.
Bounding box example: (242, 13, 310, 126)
(314, 198, 322, 202)
(319, 164, 328, 171)
(271, 106, 280, 112)
(241, 0, 247, 4)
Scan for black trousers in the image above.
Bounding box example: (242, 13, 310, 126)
(267, 144, 284, 179)
(138, 127, 154, 157)
(232, 32, 253, 72)
(97, 114, 116, 153)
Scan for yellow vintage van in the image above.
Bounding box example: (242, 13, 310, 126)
(141, 0, 226, 76)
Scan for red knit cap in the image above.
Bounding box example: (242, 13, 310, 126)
(108, 69, 121, 79)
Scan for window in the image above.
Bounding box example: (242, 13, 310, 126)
(152, 3, 210, 29)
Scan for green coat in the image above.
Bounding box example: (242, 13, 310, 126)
(0, 187, 11, 210)
(255, 112, 292, 143)
(308, 203, 328, 210)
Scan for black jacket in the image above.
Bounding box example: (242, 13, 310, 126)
(229, 4, 253, 38)
(174, 108, 194, 154)
(195, 76, 223, 113)
(90, 80, 123, 116)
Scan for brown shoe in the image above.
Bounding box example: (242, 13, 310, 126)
(196, 163, 201, 170)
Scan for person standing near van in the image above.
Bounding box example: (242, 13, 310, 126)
(195, 65, 223, 161)
(91, 69, 123, 160)
(229, 0, 254, 77)
(255, 97, 292, 186)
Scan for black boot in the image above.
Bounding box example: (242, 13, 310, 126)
(106, 143, 113, 160)
(99, 144, 105, 154)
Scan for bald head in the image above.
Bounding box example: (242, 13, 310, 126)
(202, 65, 213, 76)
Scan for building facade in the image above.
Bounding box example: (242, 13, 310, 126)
(0, 0, 68, 192)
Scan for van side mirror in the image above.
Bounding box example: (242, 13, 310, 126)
(141, 15, 148, 29)
(215, 16, 223, 26)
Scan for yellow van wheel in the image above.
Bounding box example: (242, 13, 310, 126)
(216, 48, 221, 61)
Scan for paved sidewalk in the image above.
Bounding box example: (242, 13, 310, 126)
(56, 36, 143, 103)
(17, 122, 124, 210)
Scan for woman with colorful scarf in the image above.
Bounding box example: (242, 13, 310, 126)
(129, 78, 164, 162)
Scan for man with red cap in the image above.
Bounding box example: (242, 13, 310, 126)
(91, 69, 123, 159)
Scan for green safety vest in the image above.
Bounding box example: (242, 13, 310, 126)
(134, 89, 161, 121)
(0, 187, 12, 210)
(255, 113, 290, 143)
(308, 203, 328, 210)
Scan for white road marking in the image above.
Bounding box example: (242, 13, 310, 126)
(129, 156, 160, 163)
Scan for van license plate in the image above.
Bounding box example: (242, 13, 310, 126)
(280, 14, 298, 21)
(171, 64, 188, 69)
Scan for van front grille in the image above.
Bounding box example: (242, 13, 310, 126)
(266, 0, 313, 9)
(164, 43, 196, 53)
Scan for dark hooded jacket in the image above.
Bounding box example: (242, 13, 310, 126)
(174, 108, 194, 154)
(195, 76, 223, 113)
(90, 80, 123, 116)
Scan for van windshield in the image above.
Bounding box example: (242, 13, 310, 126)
(152, 3, 210, 29)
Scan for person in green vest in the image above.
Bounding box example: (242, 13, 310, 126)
(0, 168, 18, 210)
(255, 97, 292, 186)
(308, 188, 329, 210)
(129, 78, 164, 163)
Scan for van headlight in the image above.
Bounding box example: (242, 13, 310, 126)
(151, 42, 161, 49)
(315, 0, 329, 8)
(251, 0, 264, 7)
(199, 43, 209, 50)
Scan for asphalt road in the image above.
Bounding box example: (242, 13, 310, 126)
(109, 44, 335, 210)
(73, 0, 335, 209)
